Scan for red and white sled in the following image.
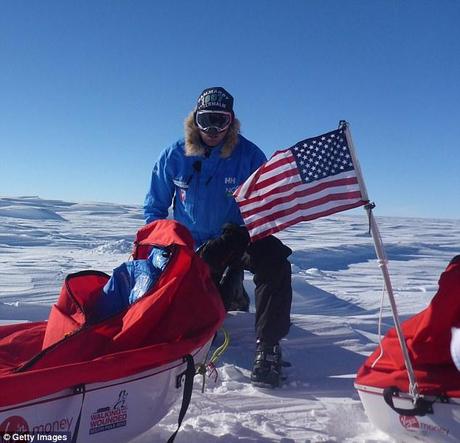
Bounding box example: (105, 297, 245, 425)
(0, 342, 211, 442)
(355, 258, 460, 442)
(0, 220, 226, 442)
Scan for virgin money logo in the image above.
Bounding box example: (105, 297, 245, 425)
(399, 414, 450, 436)
(400, 415, 420, 430)
(0, 415, 30, 433)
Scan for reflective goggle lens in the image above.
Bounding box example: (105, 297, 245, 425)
(196, 111, 232, 133)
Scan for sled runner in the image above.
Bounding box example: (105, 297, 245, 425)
(0, 220, 226, 442)
(355, 257, 460, 442)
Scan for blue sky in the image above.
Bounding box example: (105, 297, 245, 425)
(1, 0, 459, 219)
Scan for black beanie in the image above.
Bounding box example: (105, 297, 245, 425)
(196, 87, 234, 113)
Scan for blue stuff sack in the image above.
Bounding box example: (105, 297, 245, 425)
(94, 246, 171, 321)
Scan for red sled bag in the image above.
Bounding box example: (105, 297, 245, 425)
(0, 220, 225, 443)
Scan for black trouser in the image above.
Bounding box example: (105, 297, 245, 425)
(203, 235, 292, 345)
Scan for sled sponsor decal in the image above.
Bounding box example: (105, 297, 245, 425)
(399, 415, 449, 436)
(89, 390, 128, 435)
(1, 416, 30, 434)
(1, 415, 72, 441)
(399, 415, 419, 430)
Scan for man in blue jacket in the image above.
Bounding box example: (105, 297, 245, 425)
(144, 87, 292, 388)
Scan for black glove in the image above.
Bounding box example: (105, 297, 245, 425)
(198, 224, 250, 281)
(221, 223, 250, 258)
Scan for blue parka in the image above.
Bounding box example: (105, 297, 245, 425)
(144, 135, 267, 246)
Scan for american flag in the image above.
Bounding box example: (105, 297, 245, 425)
(234, 125, 368, 241)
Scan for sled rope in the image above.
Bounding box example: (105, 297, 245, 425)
(371, 282, 387, 369)
(209, 328, 231, 364)
(196, 328, 231, 392)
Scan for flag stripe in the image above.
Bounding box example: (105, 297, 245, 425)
(250, 167, 300, 193)
(236, 179, 302, 208)
(234, 150, 294, 199)
(240, 173, 359, 216)
(237, 172, 359, 211)
(251, 152, 298, 191)
(249, 200, 366, 241)
(240, 182, 361, 220)
(240, 174, 302, 203)
(244, 191, 364, 230)
(259, 151, 293, 174)
(255, 150, 295, 178)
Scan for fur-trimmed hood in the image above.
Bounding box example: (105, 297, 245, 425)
(184, 111, 241, 158)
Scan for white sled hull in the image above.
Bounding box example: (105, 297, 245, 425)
(356, 383, 460, 442)
(0, 342, 210, 442)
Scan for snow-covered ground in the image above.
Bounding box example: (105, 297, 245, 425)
(1, 196, 459, 442)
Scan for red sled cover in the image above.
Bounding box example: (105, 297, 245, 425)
(0, 220, 226, 407)
(356, 259, 460, 396)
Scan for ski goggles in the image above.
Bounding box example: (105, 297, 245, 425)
(195, 110, 232, 133)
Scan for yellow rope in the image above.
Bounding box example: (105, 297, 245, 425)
(209, 328, 230, 365)
(196, 328, 231, 392)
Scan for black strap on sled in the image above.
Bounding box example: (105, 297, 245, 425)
(383, 386, 435, 416)
(71, 384, 86, 443)
(167, 354, 195, 443)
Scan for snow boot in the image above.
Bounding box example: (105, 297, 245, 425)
(250, 340, 282, 388)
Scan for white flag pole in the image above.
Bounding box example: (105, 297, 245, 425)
(342, 121, 420, 401)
